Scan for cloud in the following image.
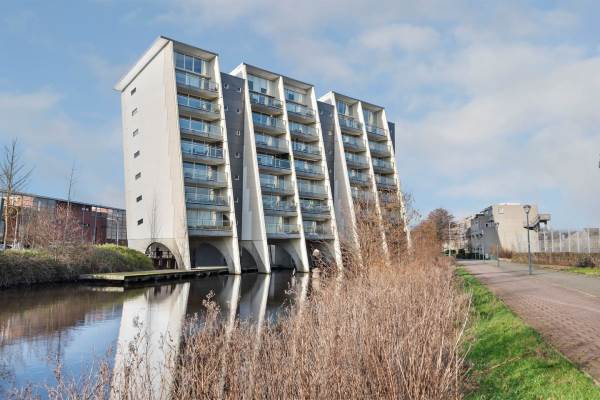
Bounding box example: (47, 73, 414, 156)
(358, 24, 440, 52)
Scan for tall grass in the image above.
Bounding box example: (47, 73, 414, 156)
(10, 204, 470, 400)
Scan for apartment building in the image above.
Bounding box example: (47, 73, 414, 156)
(114, 37, 409, 273)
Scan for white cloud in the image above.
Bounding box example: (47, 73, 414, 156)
(358, 24, 440, 52)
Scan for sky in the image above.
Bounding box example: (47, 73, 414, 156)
(0, 0, 599, 228)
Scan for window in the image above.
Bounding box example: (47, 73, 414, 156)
(234, 175, 240, 180)
(136, 195, 143, 202)
(131, 108, 138, 116)
(248, 74, 269, 94)
(236, 130, 241, 136)
(224, 105, 229, 111)
(336, 100, 350, 116)
(134, 150, 140, 158)
(224, 83, 229, 89)
(137, 218, 143, 225)
(135, 172, 141, 180)
(363, 109, 375, 125)
(175, 52, 207, 75)
(130, 87, 137, 96)
(237, 87, 242, 92)
(132, 129, 139, 137)
(235, 152, 241, 158)
(285, 88, 305, 104)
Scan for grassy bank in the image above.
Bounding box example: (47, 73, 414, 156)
(457, 268, 600, 399)
(565, 267, 600, 277)
(0, 244, 153, 288)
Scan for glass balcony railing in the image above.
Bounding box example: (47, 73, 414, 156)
(178, 96, 219, 114)
(266, 223, 300, 235)
(298, 183, 327, 196)
(349, 172, 370, 184)
(179, 119, 221, 140)
(342, 135, 365, 150)
(181, 144, 224, 160)
(263, 200, 297, 212)
(300, 202, 330, 214)
(372, 158, 393, 170)
(257, 154, 291, 170)
(345, 153, 369, 167)
(295, 163, 323, 176)
(369, 142, 390, 155)
(303, 224, 332, 237)
(250, 91, 283, 109)
(261, 180, 293, 193)
(176, 70, 218, 92)
(352, 188, 375, 202)
(338, 114, 362, 131)
(365, 124, 387, 137)
(188, 219, 231, 231)
(289, 122, 318, 139)
(253, 113, 286, 131)
(183, 170, 226, 184)
(255, 134, 289, 151)
(186, 193, 228, 207)
(376, 175, 396, 187)
(286, 102, 315, 119)
(292, 141, 321, 156)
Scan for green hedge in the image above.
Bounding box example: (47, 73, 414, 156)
(0, 245, 154, 288)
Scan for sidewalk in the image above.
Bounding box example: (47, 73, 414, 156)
(461, 260, 600, 383)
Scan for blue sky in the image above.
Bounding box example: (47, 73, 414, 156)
(1, 0, 599, 228)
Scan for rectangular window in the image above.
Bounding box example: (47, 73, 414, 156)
(175, 52, 207, 75)
(131, 108, 138, 116)
(130, 87, 136, 96)
(136, 195, 143, 202)
(137, 218, 143, 225)
(135, 172, 141, 180)
(285, 88, 305, 104)
(134, 150, 140, 158)
(336, 100, 350, 116)
(132, 129, 139, 137)
(247, 74, 269, 94)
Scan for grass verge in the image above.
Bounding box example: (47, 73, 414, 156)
(456, 267, 600, 399)
(564, 267, 600, 277)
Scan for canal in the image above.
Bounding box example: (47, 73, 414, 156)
(0, 271, 307, 395)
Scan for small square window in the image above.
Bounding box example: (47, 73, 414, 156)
(235, 197, 239, 203)
(224, 105, 229, 111)
(132, 129, 139, 137)
(135, 172, 141, 180)
(237, 87, 242, 92)
(130, 87, 137, 96)
(224, 83, 229, 89)
(134, 150, 140, 158)
(131, 108, 138, 116)
(236, 130, 241, 136)
(234, 175, 240, 180)
(137, 218, 144, 225)
(236, 108, 240, 113)
(235, 152, 241, 158)
(136, 195, 143, 202)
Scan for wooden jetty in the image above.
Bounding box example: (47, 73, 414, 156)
(79, 267, 228, 285)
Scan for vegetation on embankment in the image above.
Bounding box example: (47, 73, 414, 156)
(457, 268, 600, 399)
(0, 244, 153, 288)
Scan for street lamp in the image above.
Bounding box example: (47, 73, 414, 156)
(523, 204, 532, 275)
(494, 221, 500, 268)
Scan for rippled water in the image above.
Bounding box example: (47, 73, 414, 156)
(0, 272, 308, 395)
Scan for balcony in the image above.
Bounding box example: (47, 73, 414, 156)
(176, 70, 219, 99)
(292, 141, 321, 161)
(266, 223, 301, 239)
(253, 113, 286, 134)
(295, 163, 324, 179)
(178, 97, 220, 122)
(262, 200, 297, 216)
(255, 134, 289, 154)
(378, 191, 399, 205)
(289, 122, 319, 141)
(286, 102, 316, 123)
(372, 157, 394, 174)
(186, 193, 229, 211)
(300, 203, 331, 220)
(376, 175, 397, 189)
(183, 171, 227, 188)
(349, 172, 371, 187)
(365, 124, 388, 141)
(181, 145, 225, 165)
(250, 91, 284, 114)
(352, 189, 375, 203)
(342, 135, 366, 152)
(298, 183, 328, 200)
(338, 114, 362, 134)
(303, 224, 334, 240)
(179, 120, 222, 143)
(257, 154, 291, 175)
(369, 142, 391, 156)
(188, 219, 232, 237)
(345, 153, 370, 169)
(260, 181, 295, 196)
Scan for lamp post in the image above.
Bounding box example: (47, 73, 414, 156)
(494, 221, 500, 268)
(523, 204, 532, 275)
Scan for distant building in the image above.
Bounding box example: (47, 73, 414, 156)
(467, 203, 550, 257)
(445, 215, 474, 255)
(0, 192, 127, 248)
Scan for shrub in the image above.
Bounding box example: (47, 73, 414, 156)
(576, 256, 596, 268)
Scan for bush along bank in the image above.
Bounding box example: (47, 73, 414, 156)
(511, 252, 599, 269)
(0, 244, 154, 288)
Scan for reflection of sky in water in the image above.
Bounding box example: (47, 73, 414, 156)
(0, 272, 301, 396)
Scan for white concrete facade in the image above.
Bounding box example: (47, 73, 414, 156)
(115, 37, 409, 272)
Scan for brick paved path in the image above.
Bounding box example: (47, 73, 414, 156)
(461, 260, 600, 383)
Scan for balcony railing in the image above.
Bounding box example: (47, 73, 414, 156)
(183, 171, 226, 185)
(298, 183, 327, 196)
(266, 223, 300, 235)
(178, 96, 219, 114)
(186, 193, 228, 207)
(181, 144, 224, 159)
(352, 189, 375, 203)
(255, 134, 289, 151)
(292, 141, 321, 156)
(176, 70, 218, 92)
(289, 122, 319, 140)
(345, 153, 369, 167)
(263, 200, 297, 212)
(303, 224, 332, 237)
(300, 203, 330, 214)
(338, 114, 362, 131)
(257, 155, 291, 170)
(188, 219, 231, 231)
(365, 124, 387, 138)
(261, 181, 294, 194)
(179, 119, 222, 140)
(253, 113, 286, 131)
(369, 142, 390, 155)
(286, 102, 316, 119)
(376, 175, 396, 187)
(349, 172, 370, 185)
(342, 135, 365, 150)
(250, 91, 283, 109)
(295, 163, 323, 176)
(372, 157, 393, 170)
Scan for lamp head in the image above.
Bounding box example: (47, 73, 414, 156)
(523, 204, 531, 214)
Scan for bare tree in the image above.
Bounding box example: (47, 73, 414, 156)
(0, 139, 33, 248)
(64, 162, 77, 243)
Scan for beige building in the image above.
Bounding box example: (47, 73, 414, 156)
(468, 203, 550, 257)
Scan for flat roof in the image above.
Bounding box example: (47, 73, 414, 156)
(2, 191, 125, 212)
(233, 63, 314, 90)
